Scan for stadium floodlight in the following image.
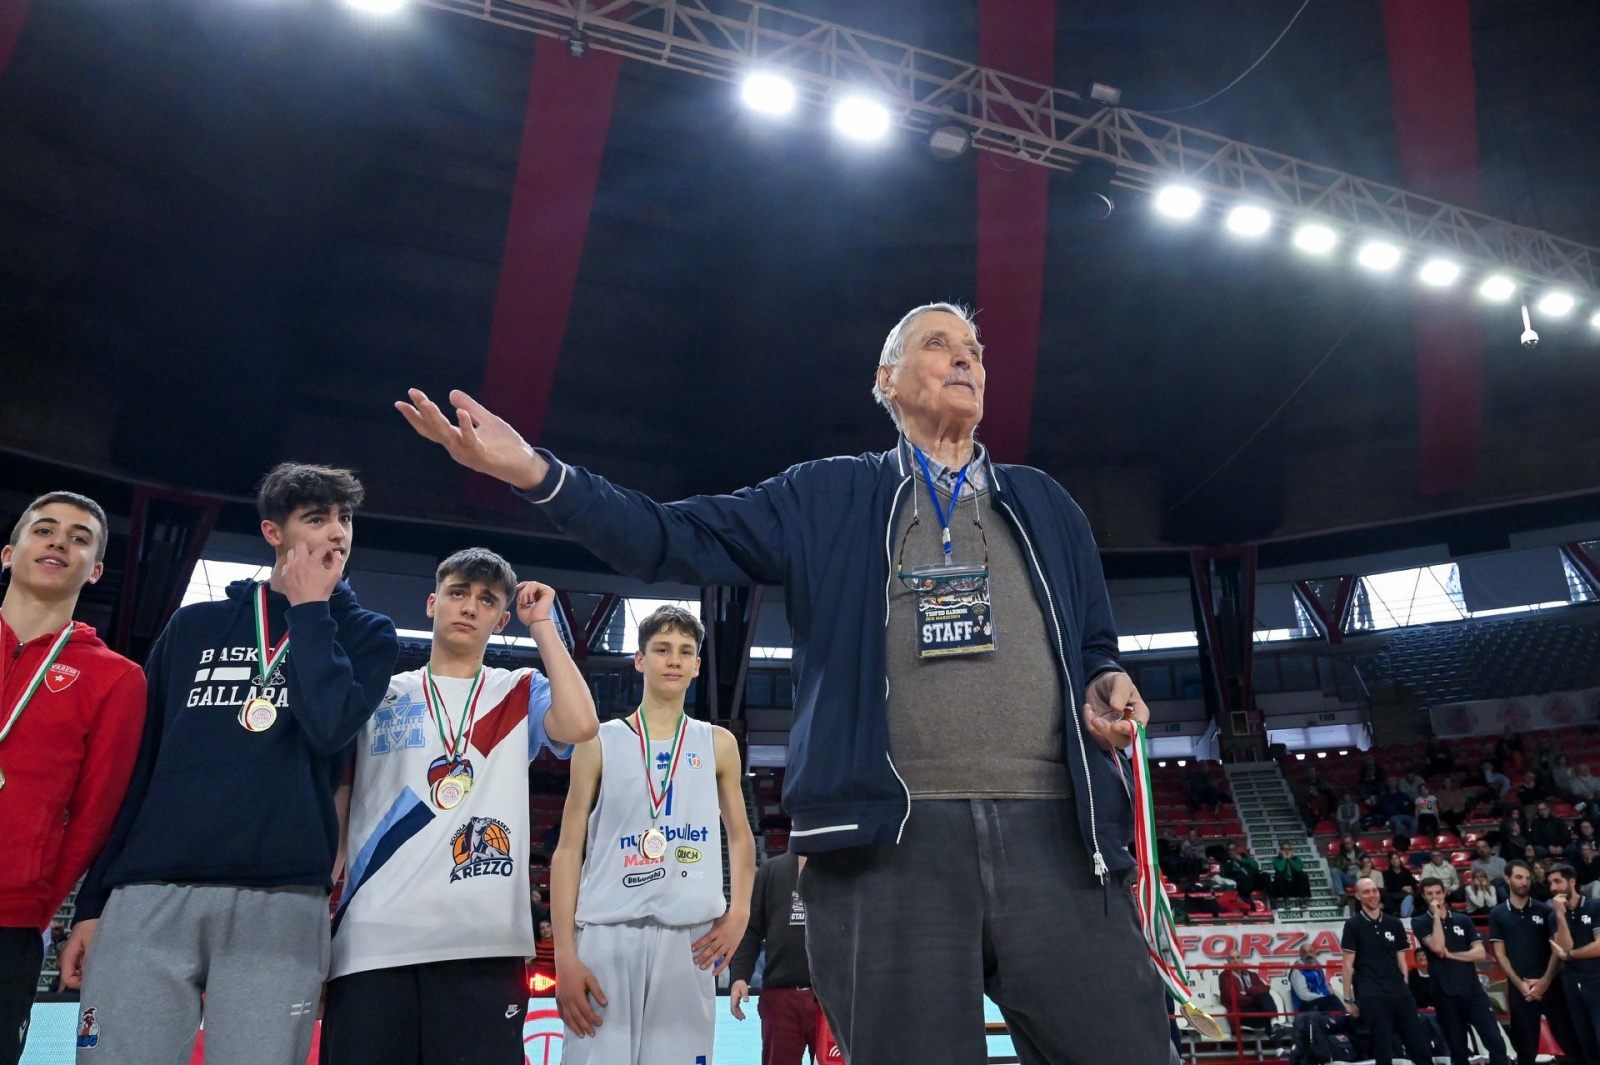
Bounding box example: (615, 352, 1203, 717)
(741, 72, 797, 115)
(1477, 275, 1517, 302)
(1418, 258, 1461, 287)
(1537, 291, 1576, 317)
(927, 123, 973, 161)
(1591, 310, 1600, 330)
(1356, 240, 1402, 272)
(1292, 223, 1338, 254)
(832, 95, 891, 141)
(346, 0, 404, 11)
(1153, 184, 1202, 220)
(1225, 204, 1272, 237)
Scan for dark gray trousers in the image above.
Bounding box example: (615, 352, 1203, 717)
(800, 799, 1179, 1065)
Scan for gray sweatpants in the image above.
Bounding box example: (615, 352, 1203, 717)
(561, 918, 716, 1065)
(76, 883, 330, 1065)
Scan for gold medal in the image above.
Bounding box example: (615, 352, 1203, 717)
(432, 774, 468, 810)
(639, 827, 668, 861)
(240, 697, 278, 732)
(1181, 1002, 1225, 1040)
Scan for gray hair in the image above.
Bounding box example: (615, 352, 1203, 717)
(871, 302, 976, 426)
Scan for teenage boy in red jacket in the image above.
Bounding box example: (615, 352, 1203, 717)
(0, 492, 146, 1065)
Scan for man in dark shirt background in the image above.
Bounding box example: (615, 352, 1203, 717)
(1492, 859, 1579, 1065)
(1412, 877, 1508, 1065)
(731, 850, 818, 1065)
(1341, 878, 1435, 1065)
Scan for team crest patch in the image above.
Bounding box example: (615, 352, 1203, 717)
(686, 753, 702, 769)
(77, 1007, 100, 1048)
(449, 816, 515, 882)
(45, 663, 81, 693)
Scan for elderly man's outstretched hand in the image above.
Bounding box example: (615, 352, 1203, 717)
(1083, 670, 1149, 751)
(396, 388, 549, 490)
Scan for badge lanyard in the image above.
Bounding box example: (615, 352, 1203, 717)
(253, 582, 291, 685)
(0, 621, 74, 790)
(423, 665, 486, 766)
(1129, 721, 1223, 1038)
(636, 709, 688, 824)
(912, 447, 970, 563)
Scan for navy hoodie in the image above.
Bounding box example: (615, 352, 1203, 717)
(74, 579, 397, 921)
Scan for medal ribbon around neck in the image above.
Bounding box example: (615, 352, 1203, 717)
(1128, 720, 1218, 1036)
(0, 622, 73, 744)
(423, 665, 487, 762)
(253, 582, 292, 685)
(635, 710, 689, 823)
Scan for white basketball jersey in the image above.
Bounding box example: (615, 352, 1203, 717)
(330, 666, 563, 979)
(575, 715, 726, 928)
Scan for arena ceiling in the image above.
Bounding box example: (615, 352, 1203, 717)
(1, 0, 1598, 573)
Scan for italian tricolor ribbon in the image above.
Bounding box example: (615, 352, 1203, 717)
(1130, 720, 1221, 1037)
(636, 710, 688, 821)
(0, 622, 73, 743)
(253, 582, 291, 683)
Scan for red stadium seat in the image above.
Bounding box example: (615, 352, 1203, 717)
(1449, 851, 1472, 866)
(1435, 832, 1461, 848)
(1315, 820, 1337, 835)
(1372, 856, 1390, 871)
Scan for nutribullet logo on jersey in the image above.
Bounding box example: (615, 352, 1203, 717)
(448, 817, 515, 882)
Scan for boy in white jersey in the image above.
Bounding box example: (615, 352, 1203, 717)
(554, 605, 756, 1063)
(322, 547, 598, 1065)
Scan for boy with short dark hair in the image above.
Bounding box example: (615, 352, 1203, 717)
(321, 547, 598, 1065)
(553, 606, 756, 1064)
(0, 492, 146, 1065)
(60, 462, 398, 1065)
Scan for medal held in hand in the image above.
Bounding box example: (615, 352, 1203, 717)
(422, 666, 485, 810)
(635, 708, 688, 859)
(0, 621, 74, 790)
(1128, 719, 1224, 1040)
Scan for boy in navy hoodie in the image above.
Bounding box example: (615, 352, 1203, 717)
(59, 463, 398, 1065)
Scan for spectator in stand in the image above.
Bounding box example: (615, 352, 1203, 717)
(1335, 794, 1364, 839)
(1357, 856, 1389, 908)
(1222, 841, 1264, 898)
(1357, 753, 1385, 800)
(1554, 755, 1582, 804)
(1573, 821, 1600, 860)
(1180, 829, 1209, 877)
(1414, 785, 1441, 838)
(1399, 769, 1427, 802)
(1531, 801, 1572, 859)
(1471, 841, 1508, 889)
(530, 886, 549, 928)
(1465, 871, 1498, 915)
(1338, 834, 1371, 864)
(1435, 774, 1470, 834)
(1483, 760, 1514, 804)
(540, 816, 562, 857)
(1530, 861, 1554, 902)
(1571, 764, 1600, 804)
(1420, 849, 1461, 896)
(1388, 860, 1420, 917)
(1330, 854, 1361, 903)
(1519, 772, 1549, 815)
(533, 919, 556, 971)
(1576, 842, 1600, 899)
(1187, 764, 1227, 813)
(1377, 777, 1417, 839)
(1271, 842, 1310, 906)
(1289, 944, 1345, 1013)
(1426, 739, 1456, 778)
(1219, 951, 1282, 1034)
(1501, 811, 1532, 862)
(1496, 728, 1526, 774)
(1298, 767, 1336, 830)
(1393, 836, 1428, 871)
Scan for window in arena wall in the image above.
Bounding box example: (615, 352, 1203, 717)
(180, 559, 273, 606)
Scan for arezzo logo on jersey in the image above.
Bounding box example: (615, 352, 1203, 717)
(449, 817, 515, 882)
(371, 692, 426, 755)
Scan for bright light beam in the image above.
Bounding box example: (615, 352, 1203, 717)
(1478, 275, 1517, 302)
(1292, 223, 1338, 254)
(1538, 291, 1576, 317)
(1225, 204, 1272, 237)
(1418, 258, 1461, 287)
(832, 95, 891, 141)
(1153, 185, 1202, 220)
(1356, 240, 1401, 272)
(741, 72, 797, 115)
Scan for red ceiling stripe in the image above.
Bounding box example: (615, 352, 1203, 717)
(1382, 0, 1483, 495)
(467, 37, 624, 509)
(0, 0, 33, 78)
(975, 0, 1055, 465)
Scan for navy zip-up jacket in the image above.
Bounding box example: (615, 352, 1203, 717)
(74, 579, 397, 921)
(521, 437, 1137, 874)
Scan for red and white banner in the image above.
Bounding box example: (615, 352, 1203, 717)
(1177, 922, 1348, 974)
(1429, 688, 1600, 738)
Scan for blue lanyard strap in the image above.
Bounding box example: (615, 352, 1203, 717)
(912, 446, 969, 559)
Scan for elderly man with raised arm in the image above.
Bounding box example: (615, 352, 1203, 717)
(399, 303, 1176, 1065)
